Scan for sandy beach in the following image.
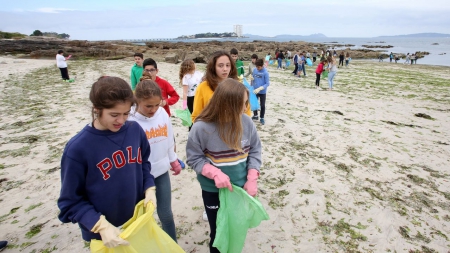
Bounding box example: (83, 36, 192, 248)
(0, 56, 449, 253)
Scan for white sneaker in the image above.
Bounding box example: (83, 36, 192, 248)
(202, 210, 208, 221)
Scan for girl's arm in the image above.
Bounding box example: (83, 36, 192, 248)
(57, 154, 102, 231)
(182, 85, 188, 102)
(247, 120, 262, 171)
(164, 81, 180, 106)
(186, 124, 209, 174)
(191, 82, 205, 122)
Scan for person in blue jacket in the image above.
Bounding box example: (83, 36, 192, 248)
(57, 76, 157, 248)
(251, 59, 270, 125)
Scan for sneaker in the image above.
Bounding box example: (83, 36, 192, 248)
(202, 210, 208, 221)
(178, 159, 185, 169)
(260, 118, 265, 125)
(252, 115, 259, 121)
(0, 241, 7, 250)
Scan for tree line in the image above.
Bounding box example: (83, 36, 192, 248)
(30, 30, 70, 39)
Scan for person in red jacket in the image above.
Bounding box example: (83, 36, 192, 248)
(315, 59, 327, 89)
(142, 58, 180, 116)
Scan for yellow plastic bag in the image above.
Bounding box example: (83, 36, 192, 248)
(90, 200, 185, 253)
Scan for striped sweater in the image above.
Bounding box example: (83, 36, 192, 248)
(186, 115, 262, 192)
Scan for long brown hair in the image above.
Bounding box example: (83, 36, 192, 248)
(196, 78, 249, 152)
(205, 51, 238, 92)
(179, 59, 196, 87)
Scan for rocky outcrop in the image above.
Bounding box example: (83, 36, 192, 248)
(0, 37, 137, 59)
(1, 37, 426, 62)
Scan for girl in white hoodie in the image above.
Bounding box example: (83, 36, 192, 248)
(128, 73, 182, 242)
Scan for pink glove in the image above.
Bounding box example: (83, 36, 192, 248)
(182, 100, 187, 110)
(243, 169, 259, 197)
(201, 163, 232, 191)
(170, 160, 182, 175)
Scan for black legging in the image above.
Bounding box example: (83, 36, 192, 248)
(338, 59, 344, 66)
(315, 73, 321, 86)
(187, 96, 194, 131)
(202, 190, 220, 253)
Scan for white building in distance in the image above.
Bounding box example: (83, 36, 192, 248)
(233, 25, 243, 37)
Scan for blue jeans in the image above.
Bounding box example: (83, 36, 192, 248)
(155, 171, 177, 242)
(302, 63, 306, 75)
(328, 71, 337, 89)
(277, 58, 282, 68)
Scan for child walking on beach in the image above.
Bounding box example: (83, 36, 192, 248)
(186, 78, 262, 253)
(128, 74, 182, 242)
(56, 50, 72, 81)
(315, 59, 327, 89)
(252, 59, 270, 125)
(130, 53, 144, 91)
(191, 50, 252, 221)
(142, 58, 180, 116)
(327, 56, 338, 90)
(244, 54, 258, 80)
(58, 76, 156, 248)
(230, 48, 245, 76)
(179, 59, 203, 114)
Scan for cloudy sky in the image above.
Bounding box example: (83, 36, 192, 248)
(1, 0, 449, 40)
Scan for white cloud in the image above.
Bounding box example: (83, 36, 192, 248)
(34, 8, 75, 13)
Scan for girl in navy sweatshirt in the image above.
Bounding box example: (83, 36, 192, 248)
(57, 76, 156, 248)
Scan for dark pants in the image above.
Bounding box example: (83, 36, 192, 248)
(59, 67, 69, 80)
(187, 96, 194, 131)
(253, 93, 266, 119)
(315, 73, 321, 86)
(313, 57, 316, 62)
(202, 190, 220, 253)
(302, 63, 306, 76)
(292, 63, 298, 74)
(339, 59, 344, 66)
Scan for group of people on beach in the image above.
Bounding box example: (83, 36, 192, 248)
(384, 52, 418, 64)
(265, 48, 350, 91)
(57, 48, 267, 253)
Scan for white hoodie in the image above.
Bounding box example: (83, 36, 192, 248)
(128, 107, 177, 178)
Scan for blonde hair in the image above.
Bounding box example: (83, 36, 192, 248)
(179, 59, 196, 87)
(196, 78, 249, 152)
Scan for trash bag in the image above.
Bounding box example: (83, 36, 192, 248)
(268, 60, 274, 65)
(174, 109, 192, 127)
(213, 185, 269, 253)
(322, 70, 329, 78)
(90, 201, 185, 253)
(286, 60, 290, 67)
(242, 78, 260, 111)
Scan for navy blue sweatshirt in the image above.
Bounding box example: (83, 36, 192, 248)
(57, 122, 155, 241)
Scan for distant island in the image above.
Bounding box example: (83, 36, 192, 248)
(177, 32, 239, 39)
(377, 33, 450, 38)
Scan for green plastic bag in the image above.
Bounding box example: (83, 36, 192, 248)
(213, 185, 269, 253)
(174, 109, 192, 127)
(322, 70, 329, 78)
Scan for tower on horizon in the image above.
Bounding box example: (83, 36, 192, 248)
(233, 25, 243, 37)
